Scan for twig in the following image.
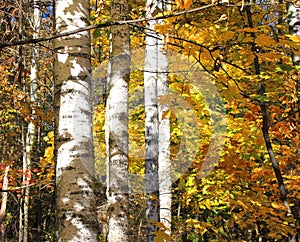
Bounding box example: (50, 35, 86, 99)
(0, 4, 215, 49)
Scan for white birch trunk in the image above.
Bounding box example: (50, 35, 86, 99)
(287, 3, 300, 113)
(18, 0, 24, 240)
(287, 3, 300, 64)
(157, 28, 171, 237)
(0, 166, 9, 242)
(145, 0, 171, 240)
(20, 1, 41, 241)
(287, 4, 300, 241)
(106, 1, 130, 241)
(54, 0, 98, 241)
(144, 2, 159, 241)
(156, 1, 172, 236)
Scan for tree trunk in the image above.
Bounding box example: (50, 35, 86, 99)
(18, 0, 25, 240)
(245, 5, 297, 241)
(20, 1, 41, 241)
(287, 3, 300, 240)
(287, 3, 300, 65)
(54, 0, 98, 240)
(157, 2, 172, 236)
(144, 1, 159, 240)
(105, 1, 130, 241)
(144, 1, 171, 240)
(0, 166, 9, 242)
(287, 0, 300, 144)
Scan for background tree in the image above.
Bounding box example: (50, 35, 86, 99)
(144, 0, 160, 240)
(19, 1, 41, 241)
(0, 166, 9, 242)
(157, 1, 172, 238)
(105, 0, 130, 241)
(144, 0, 172, 240)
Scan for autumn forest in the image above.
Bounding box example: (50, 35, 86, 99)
(0, 0, 300, 241)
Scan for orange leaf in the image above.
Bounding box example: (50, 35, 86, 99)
(184, 0, 192, 9)
(162, 109, 170, 120)
(176, 0, 192, 9)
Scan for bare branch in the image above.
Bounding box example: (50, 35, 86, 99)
(0, 4, 214, 49)
(0, 181, 53, 193)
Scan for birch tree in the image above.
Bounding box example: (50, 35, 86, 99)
(105, 0, 130, 241)
(287, 3, 300, 65)
(0, 166, 9, 242)
(144, 0, 160, 239)
(287, 4, 300, 239)
(145, 0, 171, 240)
(157, 3, 172, 237)
(54, 0, 98, 240)
(18, 0, 26, 240)
(19, 1, 41, 241)
(287, 0, 300, 112)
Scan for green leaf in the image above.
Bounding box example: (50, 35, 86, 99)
(93, 29, 102, 38)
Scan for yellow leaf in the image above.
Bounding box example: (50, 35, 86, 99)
(237, 27, 258, 33)
(259, 52, 283, 61)
(221, 31, 235, 42)
(271, 202, 284, 210)
(237, 200, 248, 209)
(162, 109, 170, 120)
(286, 34, 300, 42)
(154, 230, 172, 242)
(200, 227, 207, 235)
(255, 34, 276, 47)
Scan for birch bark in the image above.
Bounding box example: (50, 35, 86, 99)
(144, 0, 171, 240)
(105, 1, 130, 241)
(287, 3, 300, 65)
(287, 4, 300, 240)
(157, 29, 171, 237)
(54, 0, 98, 240)
(144, 1, 159, 240)
(20, 1, 41, 241)
(0, 166, 9, 242)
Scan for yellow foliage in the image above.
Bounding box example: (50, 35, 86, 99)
(255, 34, 277, 47)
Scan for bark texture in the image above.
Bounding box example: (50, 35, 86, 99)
(105, 1, 130, 241)
(157, 2, 172, 236)
(287, 3, 300, 240)
(145, 0, 171, 240)
(54, 0, 98, 241)
(287, 3, 300, 64)
(144, 2, 159, 240)
(20, 1, 40, 241)
(0, 166, 9, 242)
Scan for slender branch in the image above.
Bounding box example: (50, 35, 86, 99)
(0, 1, 285, 50)
(270, 109, 300, 127)
(0, 4, 215, 49)
(0, 181, 53, 193)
